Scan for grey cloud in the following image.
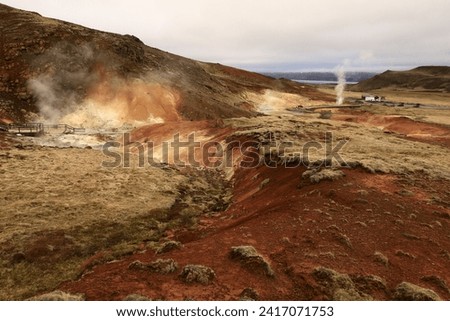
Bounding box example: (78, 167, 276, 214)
(3, 0, 450, 71)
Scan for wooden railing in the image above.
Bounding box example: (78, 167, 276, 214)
(7, 123, 44, 136)
(6, 123, 85, 136)
(43, 124, 85, 134)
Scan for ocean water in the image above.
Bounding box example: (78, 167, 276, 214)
(293, 79, 358, 85)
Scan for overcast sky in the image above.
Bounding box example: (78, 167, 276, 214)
(3, 0, 450, 72)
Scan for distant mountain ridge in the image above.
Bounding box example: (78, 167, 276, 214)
(352, 66, 450, 92)
(263, 72, 378, 83)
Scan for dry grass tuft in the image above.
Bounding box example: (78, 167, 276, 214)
(393, 282, 441, 301)
(352, 274, 388, 295)
(402, 233, 421, 240)
(156, 241, 182, 254)
(395, 250, 416, 259)
(27, 290, 85, 301)
(312, 267, 372, 301)
(128, 259, 178, 274)
(373, 251, 389, 267)
(259, 178, 271, 189)
(302, 168, 345, 184)
(179, 265, 216, 285)
(123, 294, 153, 301)
(230, 246, 274, 277)
(441, 250, 450, 260)
(335, 233, 353, 249)
(420, 276, 450, 294)
(239, 288, 260, 301)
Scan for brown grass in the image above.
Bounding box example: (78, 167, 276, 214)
(0, 146, 227, 299)
(302, 168, 345, 184)
(179, 265, 216, 285)
(393, 282, 441, 301)
(373, 251, 389, 267)
(229, 246, 274, 277)
(27, 290, 84, 301)
(128, 259, 178, 274)
(227, 113, 450, 179)
(312, 267, 372, 301)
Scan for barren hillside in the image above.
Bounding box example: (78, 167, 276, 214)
(352, 66, 450, 93)
(0, 3, 332, 124)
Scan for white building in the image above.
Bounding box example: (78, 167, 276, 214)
(362, 94, 385, 102)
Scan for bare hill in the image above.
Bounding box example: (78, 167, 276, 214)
(352, 66, 450, 93)
(0, 3, 332, 123)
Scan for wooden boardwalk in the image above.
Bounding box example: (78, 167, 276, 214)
(7, 123, 44, 136)
(43, 124, 86, 134)
(6, 123, 85, 136)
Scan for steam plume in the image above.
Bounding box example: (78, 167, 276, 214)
(334, 66, 346, 105)
(28, 43, 181, 130)
(27, 43, 96, 124)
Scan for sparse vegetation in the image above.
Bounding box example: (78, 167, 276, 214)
(1, 104, 449, 300)
(179, 208, 199, 228)
(355, 221, 368, 227)
(128, 259, 178, 274)
(373, 251, 389, 267)
(420, 276, 450, 294)
(440, 250, 450, 260)
(123, 294, 152, 301)
(156, 241, 182, 254)
(0, 146, 230, 299)
(259, 178, 271, 189)
(393, 282, 441, 301)
(302, 168, 345, 184)
(395, 250, 416, 259)
(352, 275, 388, 296)
(179, 265, 216, 285)
(402, 233, 421, 240)
(230, 246, 274, 277)
(312, 267, 372, 301)
(319, 252, 336, 259)
(27, 290, 85, 301)
(335, 233, 353, 249)
(239, 288, 259, 301)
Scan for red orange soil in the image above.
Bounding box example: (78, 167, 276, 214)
(87, 81, 182, 123)
(127, 120, 234, 167)
(60, 162, 450, 300)
(333, 110, 450, 148)
(130, 120, 231, 144)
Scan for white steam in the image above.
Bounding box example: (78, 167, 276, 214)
(28, 75, 75, 123)
(334, 65, 346, 105)
(27, 43, 96, 125)
(27, 43, 169, 130)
